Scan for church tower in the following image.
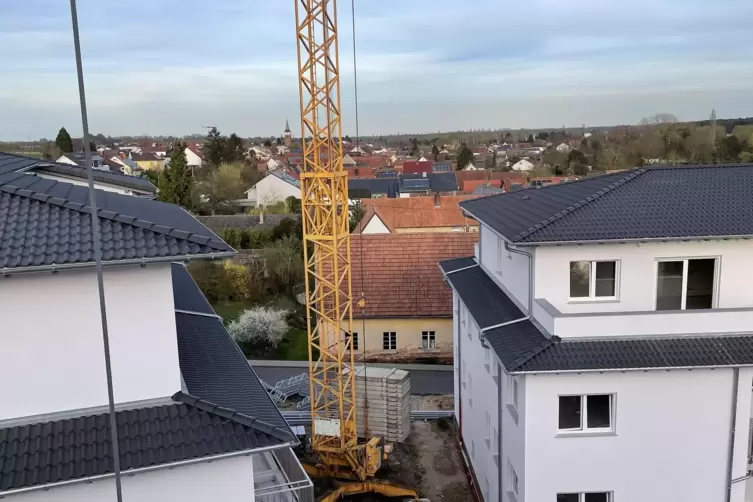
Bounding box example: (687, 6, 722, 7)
(284, 118, 292, 148)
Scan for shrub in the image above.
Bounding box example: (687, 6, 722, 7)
(223, 261, 250, 300)
(246, 228, 272, 248)
(228, 306, 289, 356)
(221, 228, 241, 248)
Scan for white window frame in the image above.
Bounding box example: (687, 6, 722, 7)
(484, 344, 490, 371)
(655, 256, 719, 310)
(511, 377, 519, 409)
(496, 238, 503, 276)
(569, 260, 619, 301)
(460, 303, 466, 326)
(558, 394, 614, 434)
(421, 330, 436, 350)
(557, 492, 613, 502)
(382, 332, 397, 351)
(508, 461, 519, 495)
(347, 332, 358, 351)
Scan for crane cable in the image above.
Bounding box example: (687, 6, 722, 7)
(350, 0, 370, 436)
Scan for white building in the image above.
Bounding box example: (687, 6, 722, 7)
(556, 142, 571, 153)
(511, 158, 535, 171)
(443, 164, 753, 502)
(245, 169, 301, 207)
(184, 145, 203, 167)
(1, 152, 155, 197)
(57, 152, 106, 170)
(0, 173, 312, 501)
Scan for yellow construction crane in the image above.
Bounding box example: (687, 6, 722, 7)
(294, 0, 417, 500)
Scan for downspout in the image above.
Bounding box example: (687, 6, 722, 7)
(498, 359, 504, 499)
(726, 368, 740, 502)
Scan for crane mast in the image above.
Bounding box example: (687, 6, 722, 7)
(294, 0, 360, 476)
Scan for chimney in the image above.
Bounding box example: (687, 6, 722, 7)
(434, 192, 440, 208)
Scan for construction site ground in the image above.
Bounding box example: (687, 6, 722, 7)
(307, 395, 472, 501)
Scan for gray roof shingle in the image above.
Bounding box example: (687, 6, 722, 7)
(0, 172, 232, 270)
(0, 392, 293, 493)
(0, 152, 156, 194)
(460, 164, 753, 244)
(440, 259, 753, 373)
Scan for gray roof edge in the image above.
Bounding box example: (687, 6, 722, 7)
(510, 362, 753, 375)
(515, 234, 753, 247)
(0, 252, 235, 276)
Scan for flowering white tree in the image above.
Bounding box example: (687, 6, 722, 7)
(229, 307, 289, 350)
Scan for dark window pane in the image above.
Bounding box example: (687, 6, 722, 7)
(686, 259, 715, 310)
(657, 261, 683, 310)
(558, 396, 582, 429)
(557, 494, 579, 502)
(585, 493, 609, 502)
(594, 262, 616, 297)
(587, 395, 611, 429)
(570, 262, 590, 297)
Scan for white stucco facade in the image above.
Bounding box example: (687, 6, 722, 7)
(511, 159, 534, 171)
(184, 147, 203, 167)
(453, 222, 753, 501)
(9, 454, 255, 502)
(246, 173, 300, 206)
(361, 213, 391, 234)
(0, 264, 181, 421)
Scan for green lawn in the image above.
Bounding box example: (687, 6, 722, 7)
(211, 298, 308, 361)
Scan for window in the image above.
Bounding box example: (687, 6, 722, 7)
(485, 411, 491, 444)
(382, 332, 397, 350)
(570, 261, 618, 299)
(460, 305, 466, 326)
(422, 331, 436, 349)
(346, 332, 358, 350)
(492, 427, 499, 456)
(484, 345, 491, 369)
(656, 258, 716, 310)
(508, 461, 519, 495)
(511, 377, 519, 408)
(557, 493, 611, 502)
(496, 239, 504, 275)
(558, 394, 613, 432)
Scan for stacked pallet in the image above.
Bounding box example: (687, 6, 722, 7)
(352, 366, 411, 443)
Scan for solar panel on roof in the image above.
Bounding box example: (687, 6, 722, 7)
(403, 178, 431, 189)
(378, 171, 398, 179)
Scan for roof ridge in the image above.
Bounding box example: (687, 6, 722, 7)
(513, 168, 649, 242)
(172, 392, 294, 442)
(0, 180, 228, 252)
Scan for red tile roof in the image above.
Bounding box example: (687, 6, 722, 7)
(349, 233, 477, 318)
(402, 159, 433, 175)
(357, 195, 478, 231)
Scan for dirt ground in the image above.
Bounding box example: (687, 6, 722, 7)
(409, 394, 454, 411)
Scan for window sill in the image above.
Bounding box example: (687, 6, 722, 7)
(506, 404, 519, 425)
(567, 297, 620, 304)
(555, 430, 616, 439)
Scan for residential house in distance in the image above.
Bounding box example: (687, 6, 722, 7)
(57, 152, 106, 170)
(130, 152, 164, 171)
(399, 172, 459, 197)
(348, 178, 400, 199)
(349, 232, 477, 361)
(0, 152, 156, 197)
(442, 164, 753, 502)
(245, 169, 301, 207)
(0, 171, 311, 501)
(511, 158, 535, 171)
(355, 195, 478, 234)
(185, 144, 204, 167)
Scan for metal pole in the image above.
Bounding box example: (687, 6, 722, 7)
(68, 2, 124, 500)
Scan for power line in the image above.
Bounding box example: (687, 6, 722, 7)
(68, 2, 123, 501)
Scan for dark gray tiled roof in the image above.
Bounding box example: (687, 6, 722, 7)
(0, 172, 231, 270)
(399, 173, 459, 193)
(173, 265, 290, 430)
(460, 164, 753, 244)
(348, 178, 399, 198)
(171, 263, 216, 315)
(438, 256, 476, 274)
(442, 259, 753, 373)
(0, 152, 156, 194)
(0, 392, 293, 493)
(514, 335, 753, 373)
(442, 264, 525, 329)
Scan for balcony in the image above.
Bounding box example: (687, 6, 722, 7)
(253, 447, 314, 502)
(533, 298, 753, 339)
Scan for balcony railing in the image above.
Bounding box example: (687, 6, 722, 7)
(533, 298, 753, 339)
(254, 448, 314, 502)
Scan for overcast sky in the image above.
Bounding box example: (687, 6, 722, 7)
(1, 0, 752, 140)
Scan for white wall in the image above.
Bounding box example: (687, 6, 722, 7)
(0, 264, 181, 420)
(512, 160, 534, 171)
(10, 455, 255, 502)
(34, 172, 133, 195)
(498, 368, 526, 502)
(535, 240, 753, 314)
(184, 148, 203, 167)
(256, 175, 300, 206)
(478, 226, 531, 311)
(525, 369, 738, 502)
(362, 214, 390, 234)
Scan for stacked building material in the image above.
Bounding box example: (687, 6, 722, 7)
(352, 366, 411, 443)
